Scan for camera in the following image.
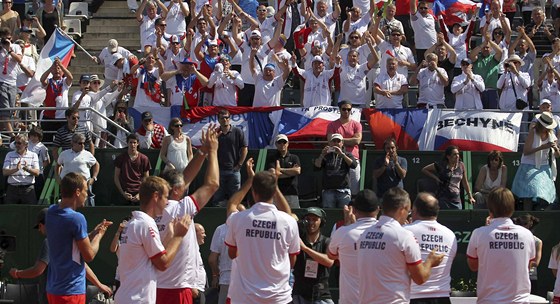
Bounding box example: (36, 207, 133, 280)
(327, 147, 335, 153)
(1, 38, 9, 45)
(504, 62, 510, 68)
(0, 235, 16, 252)
(297, 218, 309, 238)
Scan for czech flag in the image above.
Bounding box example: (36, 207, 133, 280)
(364, 108, 429, 151)
(432, 0, 478, 25)
(277, 106, 362, 140)
(20, 28, 75, 106)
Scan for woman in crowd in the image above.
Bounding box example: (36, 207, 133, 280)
(473, 150, 508, 208)
(107, 101, 134, 148)
(421, 145, 476, 209)
(512, 111, 559, 210)
(159, 117, 192, 172)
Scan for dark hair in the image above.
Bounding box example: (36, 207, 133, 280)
(252, 171, 277, 202)
(487, 187, 515, 218)
(413, 192, 439, 218)
(382, 187, 411, 213)
(29, 126, 44, 140)
(383, 137, 397, 150)
(126, 133, 139, 143)
(168, 117, 182, 136)
(486, 150, 504, 168)
(513, 214, 540, 230)
(65, 108, 79, 118)
(60, 172, 87, 198)
(338, 100, 352, 108)
(218, 108, 230, 117)
(443, 145, 459, 162)
(0, 27, 10, 38)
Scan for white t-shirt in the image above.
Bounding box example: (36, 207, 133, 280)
(346, 13, 371, 39)
(239, 41, 269, 85)
(208, 70, 244, 106)
(225, 202, 300, 304)
(548, 243, 560, 297)
(338, 62, 371, 106)
(209, 223, 232, 285)
(378, 41, 415, 77)
(328, 217, 377, 304)
(15, 55, 36, 89)
(410, 11, 437, 50)
(466, 217, 536, 304)
(253, 71, 284, 107)
(155, 196, 200, 289)
(0, 44, 23, 85)
(98, 46, 133, 81)
(451, 72, 485, 110)
(134, 67, 162, 108)
(357, 215, 422, 304)
(161, 48, 188, 71)
(405, 220, 458, 299)
(57, 149, 97, 180)
(417, 67, 447, 106)
(374, 71, 408, 108)
(140, 15, 160, 49)
(28, 141, 50, 174)
(164, 2, 188, 36)
(540, 78, 560, 112)
(115, 210, 166, 304)
(294, 66, 337, 107)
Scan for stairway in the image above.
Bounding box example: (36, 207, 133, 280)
(67, 0, 140, 80)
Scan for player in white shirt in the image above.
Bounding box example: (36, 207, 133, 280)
(548, 241, 560, 304)
(155, 127, 219, 304)
(328, 189, 380, 304)
(225, 169, 300, 304)
(466, 187, 536, 304)
(209, 223, 233, 304)
(357, 187, 444, 304)
(405, 193, 458, 303)
(374, 57, 409, 108)
(114, 176, 190, 304)
(414, 53, 448, 108)
(451, 58, 485, 110)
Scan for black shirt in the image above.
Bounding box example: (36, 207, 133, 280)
(292, 234, 332, 301)
(316, 151, 357, 190)
(217, 126, 247, 171)
(265, 150, 300, 196)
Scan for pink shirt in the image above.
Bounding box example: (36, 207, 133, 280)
(327, 119, 362, 159)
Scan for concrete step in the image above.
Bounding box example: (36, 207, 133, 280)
(84, 32, 140, 39)
(81, 41, 140, 51)
(96, 1, 130, 8)
(68, 65, 105, 75)
(88, 18, 136, 27)
(87, 25, 139, 33)
(93, 9, 135, 18)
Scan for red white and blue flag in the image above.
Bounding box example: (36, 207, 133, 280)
(20, 28, 75, 106)
(432, 0, 478, 25)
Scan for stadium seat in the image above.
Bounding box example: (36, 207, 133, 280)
(2, 283, 38, 304)
(66, 2, 89, 19)
(63, 18, 82, 38)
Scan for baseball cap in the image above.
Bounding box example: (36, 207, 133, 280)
(90, 74, 104, 85)
(33, 208, 48, 229)
(311, 40, 323, 49)
(540, 98, 552, 106)
(20, 26, 33, 33)
(250, 30, 261, 38)
(79, 74, 91, 82)
(312, 55, 324, 63)
(330, 133, 343, 141)
(275, 134, 288, 142)
(350, 189, 380, 212)
(207, 39, 219, 46)
(169, 35, 180, 44)
(304, 207, 325, 219)
(180, 57, 198, 67)
(460, 58, 472, 65)
(141, 111, 153, 121)
(110, 53, 124, 66)
(108, 39, 118, 53)
(264, 63, 276, 70)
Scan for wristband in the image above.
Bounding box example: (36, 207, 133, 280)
(197, 149, 208, 156)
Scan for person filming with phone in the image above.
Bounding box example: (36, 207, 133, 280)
(314, 133, 357, 208)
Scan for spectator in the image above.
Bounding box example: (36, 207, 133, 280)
(231, 28, 265, 107)
(0, 0, 20, 36)
(342, 1, 375, 40)
(265, 134, 301, 208)
(111, 52, 140, 98)
(27, 127, 50, 199)
(421, 145, 476, 209)
(509, 27, 536, 81)
(327, 100, 362, 195)
(207, 55, 244, 106)
(2, 133, 39, 204)
(164, 0, 190, 36)
(35, 0, 62, 43)
(497, 55, 531, 110)
(251, 56, 289, 107)
(185, 13, 216, 67)
(131, 52, 165, 108)
(469, 33, 503, 109)
(512, 111, 559, 210)
(538, 57, 560, 111)
(56, 133, 100, 206)
(210, 108, 247, 206)
(409, 0, 437, 61)
(161, 57, 209, 109)
(357, 187, 443, 304)
(107, 101, 135, 148)
(8, 208, 113, 304)
(21, 15, 46, 49)
(328, 189, 379, 304)
(0, 27, 22, 136)
(451, 58, 485, 110)
(160, 117, 193, 173)
(314, 133, 357, 208)
(479, 1, 511, 38)
(45, 172, 111, 303)
(71, 75, 117, 134)
(157, 35, 188, 73)
(225, 170, 300, 304)
(379, 4, 404, 38)
(372, 137, 407, 198)
(114, 134, 151, 205)
(473, 150, 508, 209)
(525, 8, 555, 60)
(413, 53, 448, 108)
(314, 0, 340, 40)
(135, 111, 169, 149)
(513, 214, 542, 295)
(373, 57, 409, 108)
(439, 16, 476, 75)
(89, 75, 122, 148)
(137, 0, 168, 55)
(548, 240, 560, 304)
(14, 37, 36, 93)
(426, 33, 457, 107)
(466, 187, 536, 303)
(93, 39, 137, 90)
(114, 176, 190, 304)
(371, 24, 416, 81)
(406, 192, 458, 304)
(194, 38, 222, 105)
(292, 207, 335, 304)
(40, 58, 73, 143)
(292, 54, 340, 107)
(52, 108, 94, 161)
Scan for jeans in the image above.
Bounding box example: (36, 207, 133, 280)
(321, 189, 351, 208)
(210, 170, 241, 206)
(348, 161, 361, 195)
(292, 295, 335, 304)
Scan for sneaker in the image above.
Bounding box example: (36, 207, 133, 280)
(130, 9, 136, 13)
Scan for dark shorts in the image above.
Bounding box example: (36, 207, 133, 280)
(0, 81, 17, 118)
(410, 297, 452, 304)
(6, 184, 37, 204)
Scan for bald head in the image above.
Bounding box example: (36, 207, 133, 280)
(413, 192, 439, 220)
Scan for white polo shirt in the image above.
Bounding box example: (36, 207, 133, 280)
(357, 215, 422, 304)
(225, 202, 300, 304)
(405, 219, 458, 299)
(378, 41, 415, 77)
(548, 243, 560, 297)
(115, 210, 166, 304)
(374, 71, 408, 108)
(294, 66, 338, 107)
(328, 217, 377, 304)
(155, 196, 200, 289)
(253, 71, 285, 107)
(210, 223, 233, 285)
(58, 149, 97, 180)
(417, 67, 447, 106)
(466, 217, 536, 304)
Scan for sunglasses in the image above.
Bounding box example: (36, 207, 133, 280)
(257, 9, 267, 12)
(419, 6, 428, 10)
(350, 36, 360, 40)
(220, 116, 230, 119)
(74, 142, 85, 145)
(70, 116, 79, 120)
(391, 33, 401, 36)
(341, 108, 352, 112)
(174, 124, 183, 127)
(15, 141, 23, 145)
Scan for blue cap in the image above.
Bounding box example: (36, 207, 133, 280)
(264, 63, 276, 70)
(79, 74, 91, 82)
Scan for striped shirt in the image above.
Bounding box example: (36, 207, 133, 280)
(53, 124, 93, 152)
(2, 150, 39, 185)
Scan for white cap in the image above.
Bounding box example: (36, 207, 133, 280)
(540, 99, 552, 105)
(312, 55, 324, 63)
(108, 39, 118, 53)
(275, 134, 288, 142)
(330, 133, 343, 141)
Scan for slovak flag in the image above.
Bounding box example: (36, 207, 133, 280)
(20, 28, 75, 106)
(432, 0, 478, 25)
